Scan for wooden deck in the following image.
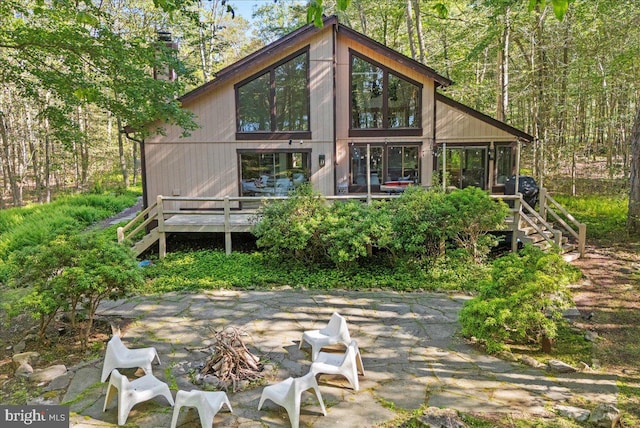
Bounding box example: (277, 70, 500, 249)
(164, 213, 257, 233)
(117, 192, 586, 259)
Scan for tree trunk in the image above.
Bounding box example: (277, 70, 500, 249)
(117, 116, 129, 188)
(627, 105, 640, 234)
(412, 0, 425, 63)
(496, 6, 510, 122)
(405, 0, 417, 60)
(0, 110, 22, 206)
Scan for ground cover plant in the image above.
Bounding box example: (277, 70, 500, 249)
(553, 194, 629, 244)
(0, 189, 140, 284)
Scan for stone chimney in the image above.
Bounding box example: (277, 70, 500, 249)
(154, 31, 178, 81)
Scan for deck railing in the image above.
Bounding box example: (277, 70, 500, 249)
(119, 190, 585, 259)
(539, 189, 587, 257)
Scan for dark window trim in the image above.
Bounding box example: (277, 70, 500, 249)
(237, 148, 313, 154)
(235, 46, 311, 139)
(236, 131, 312, 141)
(349, 50, 423, 137)
(349, 128, 423, 138)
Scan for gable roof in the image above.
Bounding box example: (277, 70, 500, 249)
(436, 92, 533, 142)
(180, 15, 452, 104)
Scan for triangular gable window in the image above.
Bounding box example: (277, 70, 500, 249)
(350, 50, 422, 137)
(235, 47, 311, 140)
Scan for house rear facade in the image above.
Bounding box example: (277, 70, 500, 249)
(142, 16, 532, 209)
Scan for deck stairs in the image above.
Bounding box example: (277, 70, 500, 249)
(502, 189, 586, 261)
(131, 227, 160, 256)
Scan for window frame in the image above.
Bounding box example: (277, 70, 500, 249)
(348, 142, 422, 193)
(235, 47, 311, 140)
(349, 50, 423, 138)
(237, 148, 312, 196)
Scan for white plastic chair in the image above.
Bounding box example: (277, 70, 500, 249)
(170, 390, 232, 428)
(299, 312, 351, 361)
(102, 369, 174, 426)
(310, 340, 365, 391)
(101, 335, 160, 382)
(258, 371, 326, 428)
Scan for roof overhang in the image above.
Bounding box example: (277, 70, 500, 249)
(179, 15, 453, 105)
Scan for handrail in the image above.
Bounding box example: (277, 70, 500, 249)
(519, 199, 562, 247)
(117, 200, 158, 243)
(543, 193, 586, 256)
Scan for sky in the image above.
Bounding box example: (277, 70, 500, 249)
(230, 0, 271, 22)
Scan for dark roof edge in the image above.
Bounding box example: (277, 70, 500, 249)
(336, 25, 452, 88)
(435, 92, 533, 142)
(180, 16, 339, 104)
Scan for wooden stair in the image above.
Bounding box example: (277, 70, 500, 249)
(515, 209, 581, 260)
(132, 227, 160, 257)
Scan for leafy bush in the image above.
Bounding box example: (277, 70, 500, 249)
(321, 200, 393, 268)
(8, 232, 143, 348)
(252, 184, 328, 263)
(445, 187, 510, 261)
(459, 246, 581, 353)
(389, 186, 453, 260)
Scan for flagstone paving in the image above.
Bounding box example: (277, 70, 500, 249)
(61, 289, 618, 427)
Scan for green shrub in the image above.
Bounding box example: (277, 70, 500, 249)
(459, 246, 581, 353)
(445, 187, 510, 261)
(0, 190, 139, 283)
(252, 184, 328, 263)
(389, 186, 453, 260)
(8, 232, 142, 348)
(321, 200, 393, 268)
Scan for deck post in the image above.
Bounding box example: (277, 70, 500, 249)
(157, 195, 166, 259)
(539, 187, 547, 221)
(578, 223, 586, 257)
(511, 195, 521, 253)
(224, 196, 232, 255)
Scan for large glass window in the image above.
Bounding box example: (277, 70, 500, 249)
(236, 49, 310, 139)
(238, 73, 271, 132)
(495, 146, 513, 184)
(351, 52, 421, 135)
(349, 144, 421, 192)
(351, 57, 384, 129)
(239, 151, 310, 196)
(440, 147, 487, 189)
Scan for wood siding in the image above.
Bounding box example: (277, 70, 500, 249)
(144, 27, 336, 208)
(334, 32, 436, 189)
(436, 100, 517, 143)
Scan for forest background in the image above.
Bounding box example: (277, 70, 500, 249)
(1, 0, 638, 232)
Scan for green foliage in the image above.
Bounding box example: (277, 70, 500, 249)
(252, 184, 328, 263)
(389, 186, 452, 260)
(0, 190, 139, 283)
(8, 232, 142, 347)
(141, 249, 488, 293)
(0, 0, 198, 140)
(253, 186, 508, 269)
(459, 246, 581, 353)
(445, 187, 510, 261)
(553, 194, 628, 244)
(321, 200, 392, 268)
